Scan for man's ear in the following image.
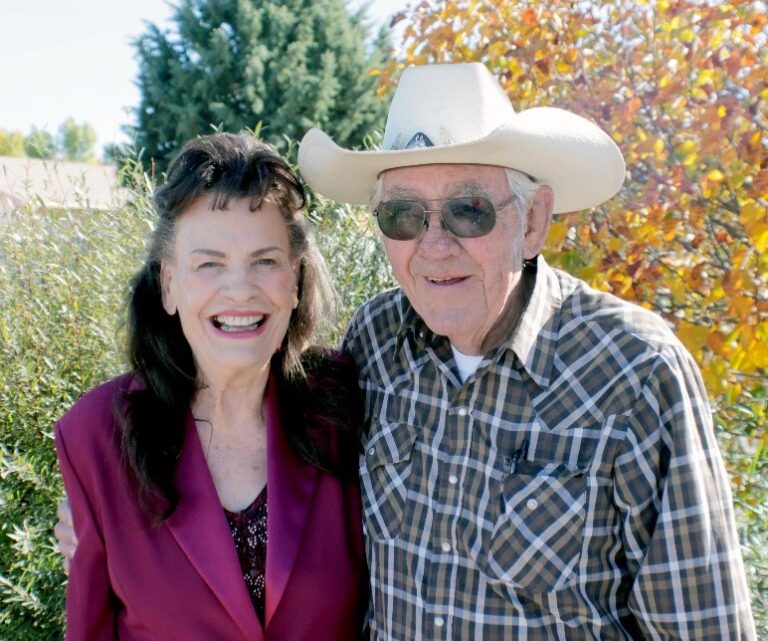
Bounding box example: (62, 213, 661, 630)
(523, 185, 554, 260)
(159, 261, 177, 316)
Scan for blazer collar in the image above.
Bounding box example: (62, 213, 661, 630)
(165, 406, 264, 641)
(264, 373, 319, 627)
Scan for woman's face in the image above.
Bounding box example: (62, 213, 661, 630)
(160, 195, 299, 384)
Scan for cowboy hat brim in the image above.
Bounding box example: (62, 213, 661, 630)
(298, 107, 625, 214)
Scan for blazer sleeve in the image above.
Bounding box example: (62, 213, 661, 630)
(55, 419, 118, 641)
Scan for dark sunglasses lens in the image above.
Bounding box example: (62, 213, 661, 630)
(442, 197, 496, 237)
(376, 201, 425, 240)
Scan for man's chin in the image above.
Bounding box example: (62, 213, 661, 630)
(419, 311, 482, 348)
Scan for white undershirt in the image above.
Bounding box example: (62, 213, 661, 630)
(451, 344, 484, 383)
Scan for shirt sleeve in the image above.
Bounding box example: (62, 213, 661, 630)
(614, 344, 756, 639)
(55, 421, 118, 641)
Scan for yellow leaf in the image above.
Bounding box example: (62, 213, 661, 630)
(751, 226, 768, 253)
(547, 222, 567, 248)
(692, 87, 710, 100)
(669, 278, 687, 303)
(741, 201, 766, 228)
(729, 295, 756, 322)
(707, 169, 725, 182)
(709, 30, 724, 49)
(696, 69, 715, 87)
(702, 359, 726, 395)
(677, 320, 711, 353)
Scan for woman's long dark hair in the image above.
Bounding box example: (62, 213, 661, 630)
(120, 133, 352, 522)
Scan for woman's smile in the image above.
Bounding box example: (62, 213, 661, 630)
(210, 311, 268, 335)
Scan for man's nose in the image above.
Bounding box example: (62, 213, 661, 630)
(418, 210, 458, 255)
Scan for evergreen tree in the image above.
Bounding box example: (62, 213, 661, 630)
(132, 0, 389, 171)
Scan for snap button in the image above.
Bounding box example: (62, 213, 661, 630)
(448, 474, 458, 485)
(368, 447, 375, 457)
(457, 406, 469, 417)
(434, 616, 445, 627)
(441, 541, 452, 552)
(526, 498, 538, 510)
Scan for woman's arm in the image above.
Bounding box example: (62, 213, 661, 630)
(55, 422, 118, 641)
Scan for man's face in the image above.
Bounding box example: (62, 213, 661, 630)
(377, 163, 545, 355)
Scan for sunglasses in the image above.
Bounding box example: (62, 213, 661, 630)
(374, 195, 516, 241)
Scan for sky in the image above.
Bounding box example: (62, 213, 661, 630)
(0, 0, 408, 155)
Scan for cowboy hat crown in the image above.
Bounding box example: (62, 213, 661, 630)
(298, 62, 625, 213)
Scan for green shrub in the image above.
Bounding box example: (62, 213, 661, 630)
(309, 194, 396, 343)
(0, 164, 154, 639)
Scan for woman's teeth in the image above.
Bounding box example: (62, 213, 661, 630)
(212, 315, 265, 332)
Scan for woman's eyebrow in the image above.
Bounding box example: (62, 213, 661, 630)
(250, 247, 284, 257)
(189, 246, 284, 257)
(190, 248, 226, 257)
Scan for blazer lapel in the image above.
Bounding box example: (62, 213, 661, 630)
(165, 413, 264, 641)
(264, 373, 319, 627)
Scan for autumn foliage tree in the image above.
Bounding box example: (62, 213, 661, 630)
(381, 0, 766, 438)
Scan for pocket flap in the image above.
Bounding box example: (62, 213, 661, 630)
(363, 421, 418, 471)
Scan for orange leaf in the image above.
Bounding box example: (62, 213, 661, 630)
(521, 8, 537, 26)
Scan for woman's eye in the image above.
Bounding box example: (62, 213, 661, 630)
(254, 258, 276, 266)
(196, 261, 220, 270)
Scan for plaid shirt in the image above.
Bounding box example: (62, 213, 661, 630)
(342, 257, 755, 640)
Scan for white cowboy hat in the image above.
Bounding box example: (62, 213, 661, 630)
(298, 62, 625, 213)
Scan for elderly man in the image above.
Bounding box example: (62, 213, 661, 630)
(299, 63, 755, 639)
(57, 63, 755, 639)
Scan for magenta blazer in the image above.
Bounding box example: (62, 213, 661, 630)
(55, 373, 366, 641)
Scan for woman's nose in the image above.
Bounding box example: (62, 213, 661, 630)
(222, 266, 260, 298)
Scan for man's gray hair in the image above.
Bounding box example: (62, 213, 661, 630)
(504, 168, 539, 220)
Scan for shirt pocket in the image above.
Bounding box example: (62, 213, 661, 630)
(478, 459, 588, 594)
(359, 420, 418, 542)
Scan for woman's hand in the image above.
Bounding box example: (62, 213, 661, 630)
(54, 496, 77, 574)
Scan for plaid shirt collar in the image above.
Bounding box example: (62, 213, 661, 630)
(393, 255, 562, 388)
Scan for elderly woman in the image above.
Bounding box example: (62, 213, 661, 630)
(54, 133, 366, 641)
